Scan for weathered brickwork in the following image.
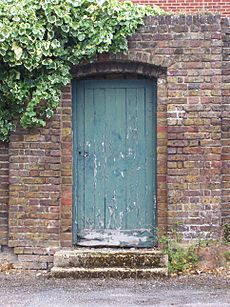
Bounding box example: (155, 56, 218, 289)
(0, 14, 229, 269)
(132, 0, 230, 17)
(60, 86, 73, 248)
(8, 119, 62, 269)
(128, 14, 224, 240)
(0, 142, 9, 246)
(221, 17, 230, 226)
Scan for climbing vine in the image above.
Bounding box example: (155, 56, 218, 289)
(0, 0, 164, 141)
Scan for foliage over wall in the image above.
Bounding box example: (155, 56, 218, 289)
(0, 0, 164, 141)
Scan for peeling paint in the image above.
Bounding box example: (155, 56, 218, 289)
(93, 154, 97, 188)
(128, 148, 133, 156)
(119, 211, 124, 229)
(96, 209, 104, 228)
(77, 229, 154, 247)
(85, 217, 94, 229)
(120, 152, 125, 159)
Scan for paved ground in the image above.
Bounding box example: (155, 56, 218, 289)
(0, 272, 229, 307)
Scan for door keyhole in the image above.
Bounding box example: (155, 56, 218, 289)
(79, 151, 89, 158)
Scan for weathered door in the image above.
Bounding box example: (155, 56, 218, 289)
(72, 79, 156, 247)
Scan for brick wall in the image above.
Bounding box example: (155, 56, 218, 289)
(1, 14, 229, 269)
(60, 86, 73, 248)
(8, 119, 62, 269)
(129, 14, 223, 240)
(132, 0, 230, 17)
(221, 17, 230, 226)
(0, 142, 9, 246)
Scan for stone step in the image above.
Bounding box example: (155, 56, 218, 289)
(51, 267, 168, 278)
(51, 248, 168, 278)
(53, 249, 168, 269)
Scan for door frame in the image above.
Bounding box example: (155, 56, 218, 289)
(72, 78, 157, 246)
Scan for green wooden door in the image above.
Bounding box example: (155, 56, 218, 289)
(72, 79, 156, 247)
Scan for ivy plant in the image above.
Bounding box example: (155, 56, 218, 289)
(0, 0, 164, 141)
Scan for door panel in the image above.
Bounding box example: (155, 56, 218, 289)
(72, 80, 156, 247)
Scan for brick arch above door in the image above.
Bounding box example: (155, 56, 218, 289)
(71, 60, 167, 80)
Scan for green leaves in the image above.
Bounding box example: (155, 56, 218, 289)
(12, 42, 23, 61)
(0, 0, 164, 141)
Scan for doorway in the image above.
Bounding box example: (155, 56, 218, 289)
(72, 79, 157, 247)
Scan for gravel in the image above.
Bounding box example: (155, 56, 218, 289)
(0, 271, 229, 307)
